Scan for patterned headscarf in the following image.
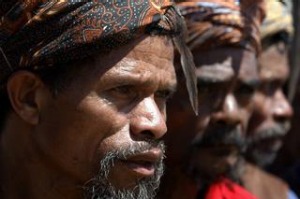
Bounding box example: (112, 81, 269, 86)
(0, 0, 176, 78)
(0, 0, 199, 113)
(177, 0, 265, 54)
(260, 0, 293, 40)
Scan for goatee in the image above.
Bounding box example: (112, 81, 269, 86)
(83, 141, 165, 199)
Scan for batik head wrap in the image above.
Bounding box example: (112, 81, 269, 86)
(0, 0, 177, 77)
(0, 0, 199, 113)
(176, 0, 265, 54)
(260, 0, 293, 41)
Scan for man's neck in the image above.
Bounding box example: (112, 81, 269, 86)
(0, 117, 84, 199)
(241, 162, 288, 199)
(0, 161, 83, 199)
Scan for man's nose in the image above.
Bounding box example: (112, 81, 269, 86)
(273, 91, 293, 122)
(130, 97, 167, 140)
(211, 94, 242, 125)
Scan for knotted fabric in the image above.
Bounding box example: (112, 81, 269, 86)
(0, 0, 174, 80)
(177, 0, 265, 54)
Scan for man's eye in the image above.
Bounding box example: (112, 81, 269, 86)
(198, 86, 211, 94)
(109, 85, 138, 100)
(155, 90, 172, 101)
(260, 83, 279, 96)
(197, 82, 215, 94)
(235, 85, 255, 96)
(197, 82, 228, 95)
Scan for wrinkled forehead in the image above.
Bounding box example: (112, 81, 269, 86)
(259, 43, 290, 81)
(99, 36, 176, 90)
(65, 35, 176, 84)
(130, 36, 174, 62)
(193, 47, 258, 82)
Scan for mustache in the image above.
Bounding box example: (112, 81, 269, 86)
(249, 122, 291, 144)
(99, 140, 165, 177)
(192, 123, 246, 152)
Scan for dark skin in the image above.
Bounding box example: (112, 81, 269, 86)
(246, 41, 293, 167)
(0, 36, 177, 199)
(158, 47, 258, 199)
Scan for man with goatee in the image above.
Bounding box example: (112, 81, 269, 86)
(0, 1, 197, 199)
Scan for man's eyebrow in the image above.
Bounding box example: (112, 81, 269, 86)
(168, 84, 177, 94)
(260, 77, 287, 84)
(158, 82, 177, 94)
(101, 73, 154, 87)
(197, 76, 232, 84)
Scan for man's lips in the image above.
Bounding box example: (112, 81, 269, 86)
(120, 148, 162, 177)
(252, 133, 285, 143)
(255, 137, 283, 152)
(199, 144, 239, 157)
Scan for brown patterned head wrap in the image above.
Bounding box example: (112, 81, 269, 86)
(176, 0, 265, 54)
(0, 0, 199, 114)
(0, 0, 176, 77)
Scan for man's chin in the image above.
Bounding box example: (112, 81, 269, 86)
(187, 145, 242, 184)
(248, 138, 282, 167)
(84, 180, 159, 199)
(248, 148, 278, 168)
(83, 152, 164, 199)
(83, 171, 162, 199)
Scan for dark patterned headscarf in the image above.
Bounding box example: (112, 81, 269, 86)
(177, 0, 265, 54)
(0, 0, 199, 113)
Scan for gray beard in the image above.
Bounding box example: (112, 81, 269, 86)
(247, 147, 277, 168)
(83, 141, 165, 199)
(247, 122, 291, 167)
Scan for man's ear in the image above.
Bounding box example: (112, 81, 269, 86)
(6, 71, 46, 125)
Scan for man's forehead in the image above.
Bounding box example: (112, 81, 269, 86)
(193, 47, 258, 83)
(237, 49, 259, 83)
(259, 43, 289, 81)
(196, 57, 234, 83)
(96, 36, 176, 84)
(130, 36, 174, 61)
